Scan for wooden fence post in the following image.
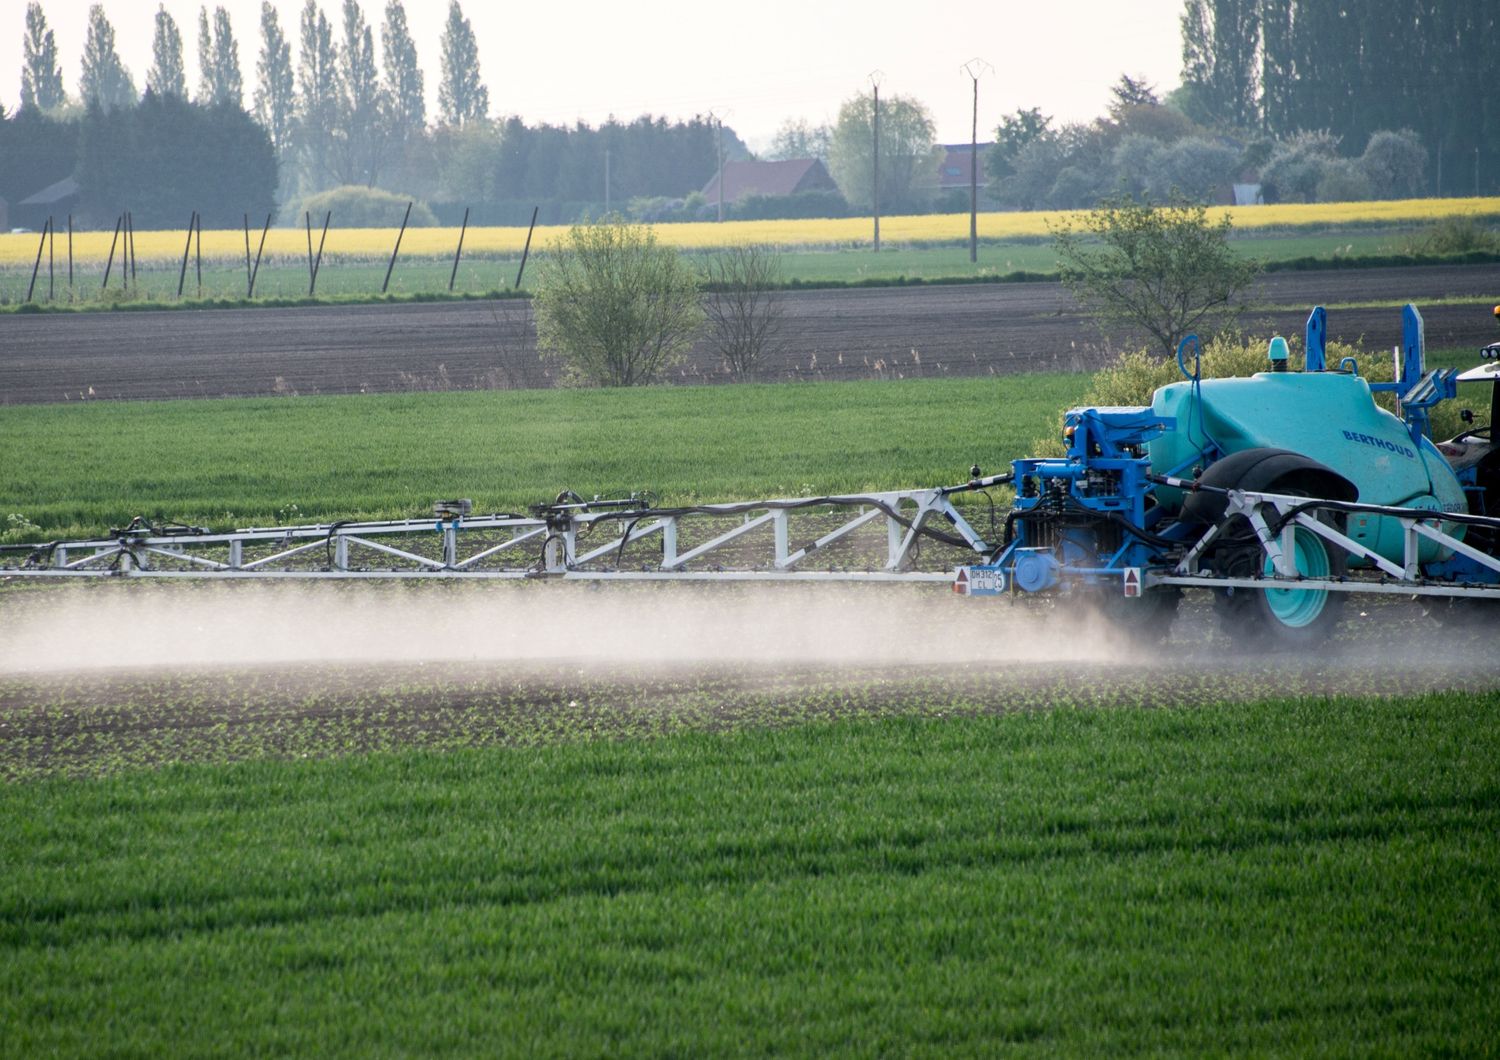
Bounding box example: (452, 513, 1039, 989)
(248, 213, 271, 297)
(309, 211, 330, 296)
(25, 220, 47, 302)
(127, 210, 137, 286)
(515, 206, 539, 290)
(382, 202, 412, 294)
(449, 206, 470, 292)
(102, 216, 122, 290)
(177, 211, 194, 297)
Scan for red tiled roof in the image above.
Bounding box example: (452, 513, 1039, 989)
(701, 158, 836, 203)
(934, 144, 994, 189)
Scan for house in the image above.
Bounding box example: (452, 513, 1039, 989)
(14, 176, 80, 229)
(933, 143, 995, 192)
(700, 158, 837, 205)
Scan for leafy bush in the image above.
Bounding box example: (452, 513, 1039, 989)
(1259, 131, 1340, 203)
(1358, 129, 1426, 199)
(1149, 136, 1240, 201)
(291, 186, 438, 228)
(1033, 333, 1465, 455)
(1315, 159, 1373, 203)
(533, 218, 702, 387)
(729, 189, 851, 221)
(1404, 214, 1500, 255)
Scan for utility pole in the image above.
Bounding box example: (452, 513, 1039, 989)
(961, 59, 992, 265)
(870, 71, 883, 253)
(712, 111, 726, 222)
(605, 148, 611, 214)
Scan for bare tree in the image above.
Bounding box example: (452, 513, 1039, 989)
(700, 245, 785, 379)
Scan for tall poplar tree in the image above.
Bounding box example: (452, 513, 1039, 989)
(21, 3, 66, 112)
(80, 4, 136, 111)
(212, 8, 244, 106)
(1184, 0, 1498, 196)
(148, 4, 186, 99)
(196, 8, 213, 103)
(338, 0, 388, 185)
(1179, 0, 1259, 130)
(254, 2, 296, 160)
(382, 0, 425, 139)
(197, 6, 243, 107)
(438, 1, 488, 127)
(297, 0, 341, 188)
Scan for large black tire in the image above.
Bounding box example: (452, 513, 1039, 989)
(1213, 522, 1346, 649)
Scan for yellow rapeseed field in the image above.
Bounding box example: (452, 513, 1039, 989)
(2, 196, 1497, 268)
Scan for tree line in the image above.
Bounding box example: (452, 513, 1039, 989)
(5, 0, 1491, 231)
(1178, 0, 1496, 197)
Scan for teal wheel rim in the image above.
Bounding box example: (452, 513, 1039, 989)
(1262, 527, 1331, 628)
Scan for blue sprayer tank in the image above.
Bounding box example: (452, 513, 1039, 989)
(1148, 367, 1467, 566)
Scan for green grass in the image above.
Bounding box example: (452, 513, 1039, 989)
(2, 226, 1488, 310)
(0, 374, 1085, 540)
(1, 692, 1496, 1056)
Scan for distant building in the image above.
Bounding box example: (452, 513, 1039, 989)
(933, 143, 995, 192)
(1231, 182, 1264, 206)
(700, 158, 837, 205)
(14, 176, 80, 230)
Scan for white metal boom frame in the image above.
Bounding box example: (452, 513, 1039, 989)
(0, 488, 995, 582)
(1150, 485, 1500, 599)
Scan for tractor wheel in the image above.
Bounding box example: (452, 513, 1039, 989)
(1086, 584, 1181, 645)
(1214, 523, 1346, 649)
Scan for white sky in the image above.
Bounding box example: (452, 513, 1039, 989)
(3, 0, 1185, 149)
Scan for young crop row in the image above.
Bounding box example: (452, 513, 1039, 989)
(1, 688, 1495, 1054)
(3, 196, 1497, 269)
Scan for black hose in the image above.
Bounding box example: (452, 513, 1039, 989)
(324, 520, 354, 568)
(1266, 497, 1500, 537)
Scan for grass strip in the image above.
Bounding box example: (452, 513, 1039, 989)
(3, 243, 1497, 314)
(0, 374, 1084, 540)
(1, 691, 1496, 1056)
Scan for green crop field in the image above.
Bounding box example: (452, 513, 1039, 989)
(0, 349, 1480, 543)
(4, 360, 1497, 1056)
(2, 692, 1497, 1055)
(0, 373, 1085, 541)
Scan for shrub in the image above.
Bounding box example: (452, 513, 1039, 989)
(730, 189, 851, 221)
(1315, 159, 1374, 203)
(1404, 214, 1500, 255)
(1051, 196, 1259, 359)
(533, 217, 702, 387)
(1358, 129, 1426, 199)
(1148, 136, 1240, 202)
(291, 186, 439, 228)
(1259, 131, 1339, 203)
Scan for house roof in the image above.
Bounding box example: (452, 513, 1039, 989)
(934, 143, 994, 189)
(701, 158, 834, 203)
(18, 176, 80, 206)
